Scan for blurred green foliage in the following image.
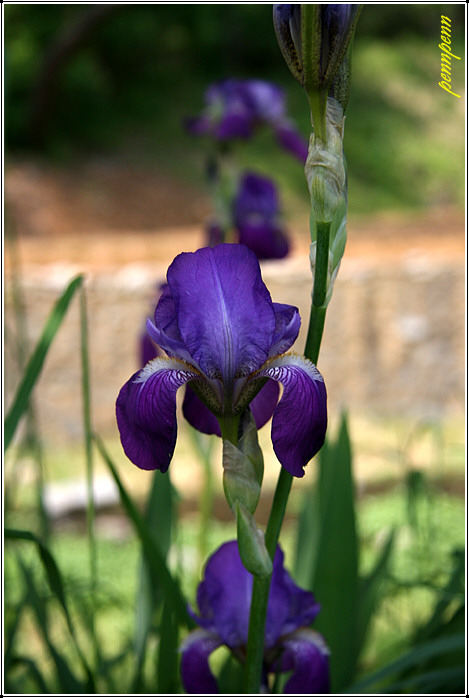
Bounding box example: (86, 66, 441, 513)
(4, 4, 465, 214)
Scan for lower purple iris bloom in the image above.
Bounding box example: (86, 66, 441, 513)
(116, 244, 327, 477)
(186, 78, 308, 162)
(180, 540, 330, 693)
(234, 172, 290, 260)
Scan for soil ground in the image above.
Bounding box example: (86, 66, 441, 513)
(5, 157, 464, 272)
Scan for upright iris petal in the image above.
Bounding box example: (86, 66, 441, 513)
(180, 541, 330, 693)
(116, 244, 327, 476)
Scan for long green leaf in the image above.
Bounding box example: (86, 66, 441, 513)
(18, 558, 88, 693)
(156, 597, 181, 693)
(133, 469, 175, 690)
(7, 655, 51, 693)
(4, 274, 84, 450)
(383, 666, 465, 693)
(5, 528, 95, 690)
(346, 633, 465, 692)
(311, 412, 359, 691)
(354, 529, 395, 663)
(95, 435, 193, 629)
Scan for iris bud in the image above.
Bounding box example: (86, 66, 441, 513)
(273, 4, 361, 140)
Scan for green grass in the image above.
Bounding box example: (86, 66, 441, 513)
(5, 478, 463, 688)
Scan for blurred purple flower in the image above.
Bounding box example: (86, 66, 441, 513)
(234, 172, 290, 260)
(186, 78, 308, 162)
(116, 244, 327, 477)
(180, 540, 330, 693)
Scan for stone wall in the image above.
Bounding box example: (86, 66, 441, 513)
(5, 247, 464, 447)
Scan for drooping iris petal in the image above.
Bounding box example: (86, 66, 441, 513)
(180, 629, 222, 694)
(279, 629, 330, 694)
(270, 303, 301, 357)
(183, 384, 222, 437)
(274, 122, 308, 162)
(116, 358, 201, 472)
(256, 354, 327, 477)
(265, 548, 321, 647)
(192, 541, 253, 648)
(166, 244, 276, 382)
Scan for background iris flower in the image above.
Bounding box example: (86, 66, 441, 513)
(116, 243, 327, 477)
(180, 540, 330, 694)
(233, 172, 290, 260)
(185, 77, 308, 161)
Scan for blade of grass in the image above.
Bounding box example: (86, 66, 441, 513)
(4, 274, 84, 450)
(94, 435, 193, 629)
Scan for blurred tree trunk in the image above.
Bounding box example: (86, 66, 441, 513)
(28, 4, 120, 145)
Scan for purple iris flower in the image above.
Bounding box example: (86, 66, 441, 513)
(186, 78, 308, 162)
(180, 540, 330, 693)
(234, 172, 290, 260)
(116, 244, 327, 477)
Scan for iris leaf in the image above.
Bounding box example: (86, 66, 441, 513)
(94, 435, 193, 629)
(4, 274, 84, 451)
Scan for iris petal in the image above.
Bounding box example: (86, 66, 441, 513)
(270, 303, 301, 356)
(192, 541, 252, 648)
(166, 244, 276, 382)
(180, 629, 222, 694)
(256, 354, 327, 477)
(183, 384, 222, 436)
(146, 286, 193, 363)
(115, 358, 201, 472)
(279, 629, 330, 694)
(266, 548, 320, 646)
(248, 379, 280, 429)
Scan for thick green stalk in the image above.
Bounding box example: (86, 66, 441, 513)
(243, 468, 293, 692)
(306, 221, 331, 364)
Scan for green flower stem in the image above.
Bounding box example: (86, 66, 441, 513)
(306, 220, 331, 364)
(243, 468, 293, 693)
(305, 305, 327, 366)
(244, 216, 331, 691)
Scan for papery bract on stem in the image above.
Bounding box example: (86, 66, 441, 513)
(116, 244, 327, 477)
(180, 540, 330, 693)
